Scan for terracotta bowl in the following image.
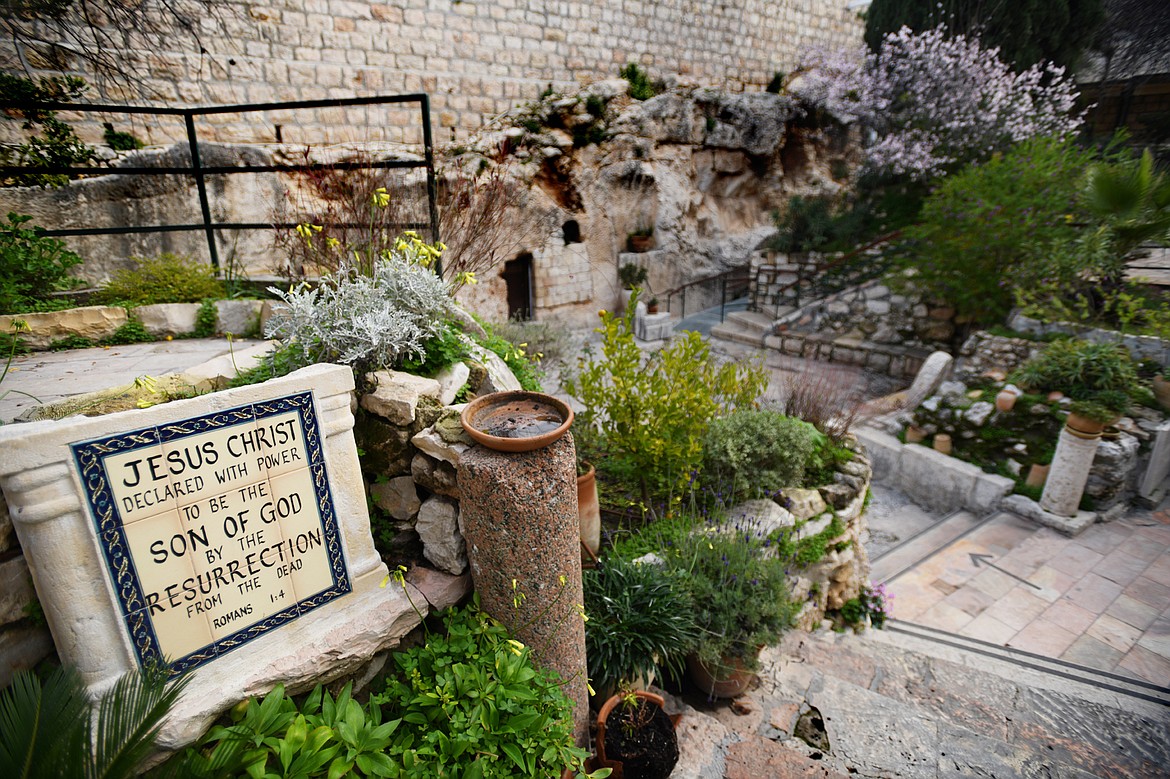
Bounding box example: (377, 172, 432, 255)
(460, 391, 574, 453)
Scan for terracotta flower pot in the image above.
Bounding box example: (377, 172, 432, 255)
(686, 652, 757, 698)
(595, 690, 680, 779)
(577, 462, 601, 556)
(933, 433, 952, 455)
(1153, 375, 1170, 412)
(1025, 463, 1050, 489)
(995, 389, 1018, 412)
(905, 425, 927, 443)
(1065, 412, 1106, 438)
(627, 234, 654, 252)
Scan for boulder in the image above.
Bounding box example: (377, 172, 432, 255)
(723, 499, 796, 537)
(416, 496, 467, 575)
(434, 361, 471, 405)
(214, 299, 263, 337)
(465, 345, 522, 394)
(370, 476, 421, 521)
(904, 351, 953, 409)
(362, 370, 443, 426)
(134, 303, 201, 337)
(784, 488, 828, 521)
(412, 453, 460, 498)
(0, 306, 126, 349)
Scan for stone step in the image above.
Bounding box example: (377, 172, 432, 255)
(723, 310, 775, 333)
(869, 508, 987, 583)
(709, 320, 769, 347)
(884, 620, 1170, 708)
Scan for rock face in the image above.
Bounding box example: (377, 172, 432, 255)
(0, 306, 126, 349)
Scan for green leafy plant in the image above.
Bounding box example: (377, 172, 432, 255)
(837, 583, 891, 630)
(701, 410, 820, 500)
(102, 123, 144, 151)
(617, 263, 648, 289)
(666, 528, 798, 672)
(1068, 398, 1119, 424)
(583, 556, 700, 697)
(399, 324, 471, 377)
(619, 63, 658, 101)
(0, 74, 95, 189)
(766, 195, 839, 254)
(93, 253, 225, 307)
(194, 300, 218, 338)
(1009, 338, 1144, 405)
(266, 234, 457, 375)
(564, 294, 767, 506)
(476, 325, 544, 392)
(181, 681, 400, 779)
(371, 602, 596, 778)
(0, 664, 188, 779)
(894, 135, 1095, 323)
(0, 212, 84, 313)
(101, 319, 153, 346)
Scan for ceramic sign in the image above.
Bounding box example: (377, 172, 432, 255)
(70, 391, 351, 674)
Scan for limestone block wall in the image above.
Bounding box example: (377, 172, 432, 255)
(2, 1, 864, 145)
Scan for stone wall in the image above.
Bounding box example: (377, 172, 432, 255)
(2, 0, 864, 144)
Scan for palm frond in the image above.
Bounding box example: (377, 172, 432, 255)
(89, 664, 191, 779)
(0, 667, 89, 779)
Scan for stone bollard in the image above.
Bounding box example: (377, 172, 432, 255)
(458, 433, 588, 744)
(1040, 423, 1100, 517)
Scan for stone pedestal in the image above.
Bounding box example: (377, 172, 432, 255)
(458, 434, 588, 744)
(1040, 425, 1100, 518)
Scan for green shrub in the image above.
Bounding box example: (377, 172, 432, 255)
(399, 324, 470, 377)
(371, 603, 591, 778)
(266, 236, 456, 374)
(564, 293, 768, 505)
(702, 410, 820, 499)
(101, 319, 153, 345)
(182, 603, 592, 779)
(93, 253, 225, 306)
(0, 212, 84, 313)
(476, 326, 544, 392)
(667, 529, 798, 671)
(895, 135, 1095, 323)
(620, 63, 658, 101)
(1009, 338, 1143, 402)
(194, 300, 218, 338)
(584, 556, 700, 696)
(0, 74, 95, 189)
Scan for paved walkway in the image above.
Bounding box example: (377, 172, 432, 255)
(0, 337, 262, 423)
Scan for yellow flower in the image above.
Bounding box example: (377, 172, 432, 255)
(506, 639, 525, 656)
(372, 187, 391, 208)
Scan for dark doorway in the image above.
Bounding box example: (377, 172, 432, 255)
(502, 252, 534, 320)
(562, 220, 581, 244)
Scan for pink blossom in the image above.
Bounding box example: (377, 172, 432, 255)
(793, 26, 1084, 180)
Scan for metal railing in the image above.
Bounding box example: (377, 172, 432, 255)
(0, 94, 440, 272)
(662, 264, 752, 323)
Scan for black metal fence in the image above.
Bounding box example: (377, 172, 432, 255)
(0, 94, 440, 272)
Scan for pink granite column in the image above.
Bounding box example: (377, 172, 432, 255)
(458, 433, 588, 743)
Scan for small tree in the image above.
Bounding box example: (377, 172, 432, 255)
(794, 26, 1084, 180)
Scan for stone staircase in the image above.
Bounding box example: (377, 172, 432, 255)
(708, 310, 783, 348)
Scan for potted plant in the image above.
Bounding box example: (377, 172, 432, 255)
(1065, 399, 1118, 437)
(646, 296, 659, 315)
(583, 556, 700, 701)
(618, 263, 648, 312)
(627, 226, 654, 252)
(595, 689, 679, 779)
(669, 529, 798, 698)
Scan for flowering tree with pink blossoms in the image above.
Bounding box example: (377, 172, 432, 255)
(794, 25, 1085, 180)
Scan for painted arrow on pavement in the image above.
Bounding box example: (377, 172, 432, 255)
(968, 553, 1041, 590)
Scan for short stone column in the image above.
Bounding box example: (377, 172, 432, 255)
(1040, 424, 1100, 517)
(458, 434, 588, 744)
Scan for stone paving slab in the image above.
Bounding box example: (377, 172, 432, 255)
(668, 628, 1169, 779)
(0, 338, 255, 422)
(882, 510, 1170, 686)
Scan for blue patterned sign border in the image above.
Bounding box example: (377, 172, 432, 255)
(70, 391, 351, 675)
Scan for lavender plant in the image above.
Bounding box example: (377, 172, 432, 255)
(266, 233, 457, 372)
(794, 25, 1083, 180)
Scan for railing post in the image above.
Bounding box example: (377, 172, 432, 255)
(184, 111, 220, 271)
(420, 94, 442, 278)
(720, 276, 727, 323)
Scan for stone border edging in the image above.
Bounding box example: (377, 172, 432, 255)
(855, 426, 1014, 515)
